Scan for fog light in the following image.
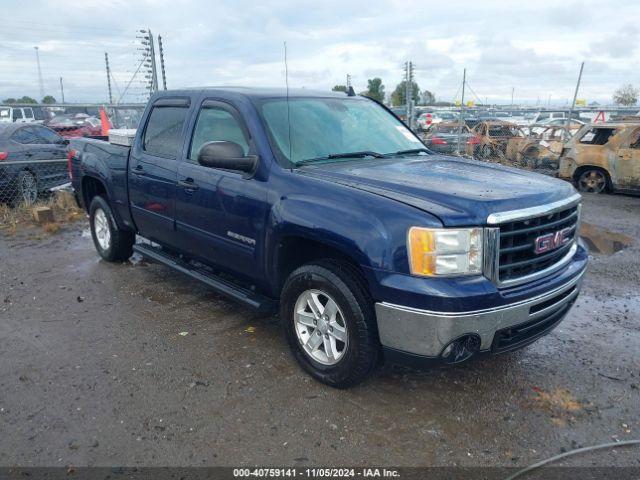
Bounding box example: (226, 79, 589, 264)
(440, 334, 481, 364)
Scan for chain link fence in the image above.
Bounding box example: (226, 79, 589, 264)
(0, 159, 70, 208)
(408, 105, 640, 177)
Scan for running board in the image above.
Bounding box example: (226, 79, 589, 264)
(132, 244, 276, 315)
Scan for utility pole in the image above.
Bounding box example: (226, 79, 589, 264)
(59, 77, 65, 103)
(567, 61, 584, 128)
(137, 29, 159, 98)
(404, 61, 414, 130)
(511, 87, 514, 109)
(34, 46, 45, 100)
(105, 52, 113, 104)
(158, 35, 167, 90)
(456, 68, 466, 155)
(149, 30, 158, 92)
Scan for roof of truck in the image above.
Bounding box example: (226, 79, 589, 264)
(155, 86, 354, 99)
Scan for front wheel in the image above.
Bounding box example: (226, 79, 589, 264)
(280, 260, 380, 388)
(89, 195, 135, 262)
(576, 169, 609, 194)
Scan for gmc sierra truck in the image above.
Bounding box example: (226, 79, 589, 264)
(69, 87, 588, 388)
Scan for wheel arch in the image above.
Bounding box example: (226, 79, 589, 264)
(81, 175, 108, 212)
(271, 234, 368, 298)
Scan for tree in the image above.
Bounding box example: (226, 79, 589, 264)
(332, 85, 347, 93)
(390, 81, 420, 106)
(421, 90, 435, 105)
(613, 84, 639, 106)
(3, 96, 38, 104)
(361, 78, 385, 102)
(42, 95, 57, 104)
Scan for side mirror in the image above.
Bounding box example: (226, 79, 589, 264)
(197, 141, 257, 174)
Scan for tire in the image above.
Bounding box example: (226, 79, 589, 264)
(576, 168, 609, 194)
(89, 195, 135, 262)
(481, 144, 493, 159)
(280, 260, 380, 388)
(13, 170, 38, 206)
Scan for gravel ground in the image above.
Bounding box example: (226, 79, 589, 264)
(0, 193, 639, 468)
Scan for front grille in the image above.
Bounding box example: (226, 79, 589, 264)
(491, 294, 576, 353)
(497, 205, 579, 283)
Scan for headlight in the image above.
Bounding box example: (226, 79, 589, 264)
(407, 227, 483, 276)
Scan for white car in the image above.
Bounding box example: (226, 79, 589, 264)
(0, 106, 36, 123)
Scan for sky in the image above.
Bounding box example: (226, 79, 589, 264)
(1, 0, 638, 105)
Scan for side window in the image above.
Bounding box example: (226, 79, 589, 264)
(629, 129, 640, 149)
(14, 109, 23, 120)
(189, 106, 249, 160)
(11, 127, 37, 144)
(143, 106, 189, 158)
(24, 108, 34, 120)
(34, 126, 64, 144)
(579, 128, 616, 145)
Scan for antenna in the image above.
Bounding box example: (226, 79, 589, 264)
(284, 41, 292, 164)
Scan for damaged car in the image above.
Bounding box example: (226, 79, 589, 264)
(558, 122, 640, 194)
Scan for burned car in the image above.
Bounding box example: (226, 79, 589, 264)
(558, 122, 640, 194)
(423, 122, 474, 154)
(467, 120, 527, 160)
(517, 125, 574, 169)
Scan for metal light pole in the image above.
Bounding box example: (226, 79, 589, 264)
(105, 52, 113, 104)
(59, 77, 65, 103)
(34, 46, 45, 100)
(567, 62, 585, 128)
(456, 68, 466, 155)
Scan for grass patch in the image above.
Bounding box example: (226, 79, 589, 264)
(0, 191, 85, 236)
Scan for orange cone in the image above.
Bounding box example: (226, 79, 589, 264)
(100, 108, 111, 136)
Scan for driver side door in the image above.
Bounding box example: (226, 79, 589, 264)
(174, 100, 268, 280)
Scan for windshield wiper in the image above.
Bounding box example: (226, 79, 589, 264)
(385, 148, 431, 156)
(295, 151, 384, 166)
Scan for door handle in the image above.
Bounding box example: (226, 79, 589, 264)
(178, 178, 199, 191)
(132, 164, 145, 175)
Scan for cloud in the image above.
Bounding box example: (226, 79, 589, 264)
(0, 0, 638, 104)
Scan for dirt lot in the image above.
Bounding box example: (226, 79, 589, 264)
(0, 193, 639, 468)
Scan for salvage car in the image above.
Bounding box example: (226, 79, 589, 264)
(423, 122, 474, 154)
(467, 120, 527, 159)
(69, 88, 587, 388)
(0, 123, 70, 205)
(558, 122, 640, 194)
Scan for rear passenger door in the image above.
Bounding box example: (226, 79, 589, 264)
(128, 98, 191, 246)
(30, 126, 70, 189)
(617, 127, 640, 190)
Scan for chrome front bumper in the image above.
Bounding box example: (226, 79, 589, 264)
(375, 269, 585, 358)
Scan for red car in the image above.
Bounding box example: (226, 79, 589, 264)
(47, 114, 104, 138)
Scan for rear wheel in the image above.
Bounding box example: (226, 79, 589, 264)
(280, 260, 380, 388)
(576, 168, 608, 194)
(89, 195, 135, 262)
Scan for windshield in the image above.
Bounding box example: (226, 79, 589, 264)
(259, 97, 424, 165)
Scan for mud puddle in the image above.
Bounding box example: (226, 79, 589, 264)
(579, 222, 634, 255)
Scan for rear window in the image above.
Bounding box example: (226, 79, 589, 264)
(579, 128, 616, 145)
(143, 106, 189, 158)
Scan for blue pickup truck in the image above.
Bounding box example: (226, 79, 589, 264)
(70, 87, 588, 388)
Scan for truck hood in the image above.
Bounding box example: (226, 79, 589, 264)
(298, 155, 577, 226)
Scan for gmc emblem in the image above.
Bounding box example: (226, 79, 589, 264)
(534, 227, 572, 254)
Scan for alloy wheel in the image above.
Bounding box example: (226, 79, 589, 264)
(293, 289, 348, 365)
(93, 208, 111, 251)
